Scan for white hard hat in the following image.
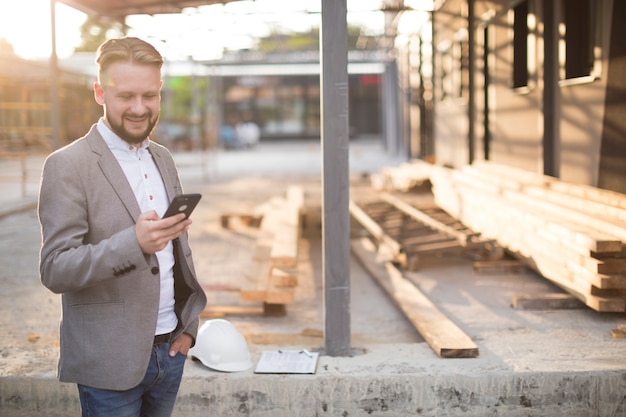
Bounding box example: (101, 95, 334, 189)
(189, 319, 252, 372)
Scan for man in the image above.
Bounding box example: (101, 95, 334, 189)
(38, 37, 207, 417)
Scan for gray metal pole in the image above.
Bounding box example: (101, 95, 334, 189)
(320, 0, 351, 356)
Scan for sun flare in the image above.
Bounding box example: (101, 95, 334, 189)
(0, 0, 85, 59)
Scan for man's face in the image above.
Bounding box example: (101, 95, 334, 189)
(94, 61, 162, 145)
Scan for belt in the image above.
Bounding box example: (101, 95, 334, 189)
(154, 332, 172, 344)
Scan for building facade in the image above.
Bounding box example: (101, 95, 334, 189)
(400, 0, 626, 193)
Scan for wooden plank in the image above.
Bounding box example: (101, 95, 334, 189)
(610, 328, 626, 339)
(255, 196, 287, 220)
(271, 267, 298, 287)
(404, 238, 461, 254)
(451, 169, 625, 253)
(265, 268, 295, 304)
(240, 258, 272, 302)
(270, 215, 299, 267)
(502, 188, 626, 242)
(538, 218, 622, 255)
(262, 192, 301, 268)
(240, 241, 272, 302)
(200, 305, 265, 319)
(524, 184, 626, 226)
(351, 237, 479, 358)
(473, 259, 526, 274)
(401, 231, 455, 247)
(546, 180, 626, 212)
(220, 213, 262, 229)
(202, 303, 287, 318)
(262, 303, 287, 316)
(511, 293, 585, 310)
(470, 161, 626, 216)
(371, 160, 433, 192)
(582, 256, 626, 275)
(286, 184, 305, 208)
(264, 286, 294, 304)
(567, 260, 626, 289)
(246, 329, 323, 345)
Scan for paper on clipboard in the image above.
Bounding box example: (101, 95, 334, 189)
(254, 350, 319, 374)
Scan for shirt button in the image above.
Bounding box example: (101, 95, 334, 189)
(151, 267, 160, 275)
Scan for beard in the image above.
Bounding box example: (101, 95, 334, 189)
(107, 111, 159, 145)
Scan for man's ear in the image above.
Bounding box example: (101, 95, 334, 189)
(93, 82, 105, 105)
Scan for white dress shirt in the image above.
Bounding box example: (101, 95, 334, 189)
(97, 119, 178, 336)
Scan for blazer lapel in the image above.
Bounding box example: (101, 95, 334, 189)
(147, 143, 177, 201)
(86, 128, 143, 221)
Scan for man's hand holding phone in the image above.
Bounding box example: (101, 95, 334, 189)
(136, 211, 190, 254)
(136, 194, 201, 254)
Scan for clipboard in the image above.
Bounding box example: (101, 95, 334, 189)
(254, 350, 319, 374)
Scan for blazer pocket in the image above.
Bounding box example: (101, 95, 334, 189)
(68, 301, 126, 361)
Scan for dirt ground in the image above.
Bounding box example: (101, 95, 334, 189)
(5, 141, 626, 417)
(187, 175, 423, 344)
(3, 139, 626, 386)
(0, 145, 420, 377)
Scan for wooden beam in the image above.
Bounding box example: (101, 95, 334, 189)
(200, 305, 265, 319)
(511, 293, 585, 310)
(351, 237, 479, 358)
(473, 259, 526, 274)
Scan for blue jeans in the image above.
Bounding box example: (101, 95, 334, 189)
(78, 342, 186, 417)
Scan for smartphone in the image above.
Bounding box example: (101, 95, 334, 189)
(163, 193, 202, 219)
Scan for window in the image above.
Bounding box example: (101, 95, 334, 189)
(512, 0, 529, 89)
(562, 0, 595, 80)
(437, 42, 452, 101)
(458, 37, 469, 99)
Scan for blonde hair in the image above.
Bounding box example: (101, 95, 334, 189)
(96, 37, 163, 81)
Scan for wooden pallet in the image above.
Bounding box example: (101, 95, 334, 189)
(349, 192, 501, 270)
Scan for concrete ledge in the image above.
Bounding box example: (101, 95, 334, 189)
(2, 344, 626, 417)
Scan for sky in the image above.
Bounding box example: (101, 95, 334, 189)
(0, 0, 391, 61)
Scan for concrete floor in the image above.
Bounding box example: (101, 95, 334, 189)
(2, 138, 626, 416)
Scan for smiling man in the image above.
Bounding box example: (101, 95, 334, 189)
(94, 48, 162, 144)
(38, 37, 207, 417)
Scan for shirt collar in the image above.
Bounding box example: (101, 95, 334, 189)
(96, 118, 150, 152)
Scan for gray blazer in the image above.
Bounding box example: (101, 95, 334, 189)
(38, 125, 207, 391)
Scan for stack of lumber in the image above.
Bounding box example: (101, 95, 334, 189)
(238, 185, 304, 315)
(430, 160, 626, 312)
(370, 160, 433, 192)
